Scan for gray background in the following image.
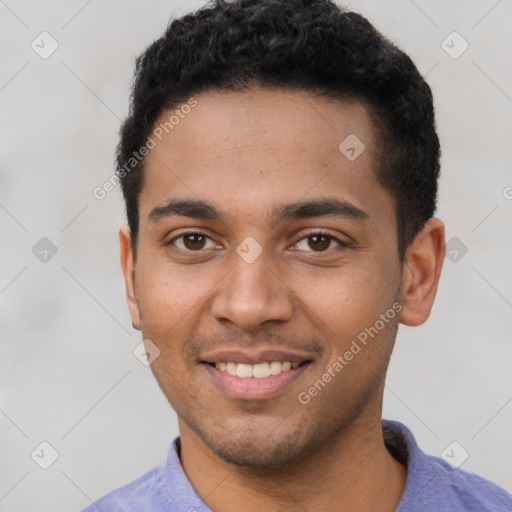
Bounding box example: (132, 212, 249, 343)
(1, 0, 511, 510)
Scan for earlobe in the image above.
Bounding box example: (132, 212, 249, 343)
(119, 225, 142, 331)
(398, 218, 445, 326)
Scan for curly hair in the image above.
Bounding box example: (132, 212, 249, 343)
(116, 0, 440, 262)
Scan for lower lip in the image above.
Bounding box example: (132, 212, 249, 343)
(201, 362, 311, 400)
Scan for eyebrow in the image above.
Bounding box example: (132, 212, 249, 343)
(148, 197, 370, 226)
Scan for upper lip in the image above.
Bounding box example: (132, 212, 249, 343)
(200, 348, 315, 365)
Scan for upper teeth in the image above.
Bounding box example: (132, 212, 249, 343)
(215, 361, 300, 378)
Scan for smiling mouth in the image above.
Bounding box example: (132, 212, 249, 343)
(200, 357, 313, 400)
(202, 360, 311, 378)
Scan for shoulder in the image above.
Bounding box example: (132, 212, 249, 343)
(383, 419, 512, 512)
(421, 453, 512, 512)
(79, 465, 169, 512)
(79, 438, 210, 512)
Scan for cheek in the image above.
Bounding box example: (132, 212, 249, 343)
(134, 258, 216, 351)
(135, 263, 187, 343)
(136, 253, 195, 317)
(291, 262, 391, 335)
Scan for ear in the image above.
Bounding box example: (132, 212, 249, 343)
(399, 218, 445, 326)
(120, 225, 141, 330)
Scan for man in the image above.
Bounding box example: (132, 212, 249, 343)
(83, 0, 512, 510)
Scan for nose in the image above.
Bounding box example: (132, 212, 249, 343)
(210, 247, 294, 331)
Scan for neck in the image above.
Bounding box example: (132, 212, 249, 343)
(177, 412, 407, 512)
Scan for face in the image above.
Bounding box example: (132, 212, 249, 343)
(122, 89, 405, 468)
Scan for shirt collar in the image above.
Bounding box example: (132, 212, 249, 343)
(162, 419, 436, 512)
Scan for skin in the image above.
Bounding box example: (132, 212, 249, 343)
(120, 88, 445, 511)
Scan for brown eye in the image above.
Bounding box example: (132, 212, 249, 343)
(169, 232, 217, 251)
(183, 233, 206, 250)
(295, 232, 346, 252)
(307, 235, 331, 251)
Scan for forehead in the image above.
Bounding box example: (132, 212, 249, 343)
(153, 88, 377, 159)
(139, 88, 392, 230)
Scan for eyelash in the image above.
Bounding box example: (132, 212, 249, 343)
(167, 230, 351, 253)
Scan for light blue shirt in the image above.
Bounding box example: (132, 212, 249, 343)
(81, 419, 512, 511)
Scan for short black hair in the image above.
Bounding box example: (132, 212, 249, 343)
(116, 0, 440, 262)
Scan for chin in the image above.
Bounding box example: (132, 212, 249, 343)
(192, 418, 320, 469)
(207, 436, 305, 468)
